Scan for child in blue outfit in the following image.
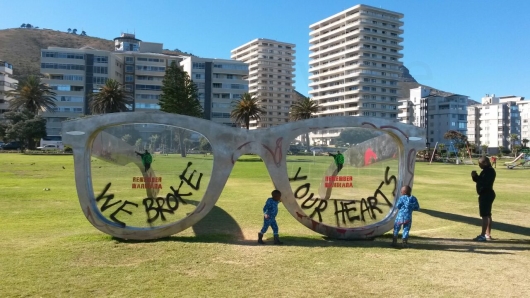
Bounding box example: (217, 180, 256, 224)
(392, 185, 420, 248)
(258, 190, 283, 245)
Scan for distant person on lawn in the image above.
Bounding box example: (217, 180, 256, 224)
(471, 156, 496, 241)
(392, 185, 420, 248)
(135, 149, 152, 172)
(328, 151, 345, 173)
(258, 190, 283, 245)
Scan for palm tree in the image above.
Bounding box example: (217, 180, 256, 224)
(72, 28, 77, 34)
(89, 79, 131, 114)
(81, 30, 87, 36)
(230, 92, 265, 130)
(290, 95, 320, 121)
(510, 134, 519, 156)
(67, 28, 71, 33)
(522, 138, 529, 148)
(4, 75, 57, 115)
(290, 95, 320, 149)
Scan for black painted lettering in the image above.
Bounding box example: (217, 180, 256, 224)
(110, 201, 139, 227)
(289, 167, 308, 181)
(309, 199, 328, 222)
(301, 194, 317, 209)
(295, 183, 311, 199)
(179, 162, 203, 190)
(359, 198, 371, 221)
(95, 183, 122, 212)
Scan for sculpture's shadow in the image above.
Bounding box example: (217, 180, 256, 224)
(190, 205, 245, 240)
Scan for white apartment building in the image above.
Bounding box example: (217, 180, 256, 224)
(40, 47, 123, 135)
(231, 38, 296, 129)
(466, 94, 525, 153)
(0, 60, 17, 116)
(181, 56, 249, 126)
(308, 4, 403, 144)
(518, 100, 530, 143)
(398, 86, 468, 145)
(40, 33, 185, 135)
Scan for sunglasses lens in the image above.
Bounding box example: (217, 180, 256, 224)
(287, 127, 400, 228)
(89, 124, 213, 228)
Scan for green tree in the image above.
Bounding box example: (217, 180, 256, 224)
(443, 130, 467, 150)
(149, 134, 159, 152)
(481, 144, 488, 156)
(230, 92, 264, 130)
(67, 28, 71, 33)
(89, 79, 131, 114)
(159, 62, 203, 157)
(135, 138, 143, 151)
(0, 110, 47, 149)
(509, 134, 519, 156)
(522, 138, 529, 148)
(121, 134, 132, 145)
(199, 136, 211, 152)
(4, 75, 57, 115)
(290, 95, 320, 149)
(438, 143, 446, 157)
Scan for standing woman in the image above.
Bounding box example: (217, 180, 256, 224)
(471, 156, 496, 241)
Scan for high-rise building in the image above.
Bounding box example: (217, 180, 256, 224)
(0, 60, 17, 116)
(399, 86, 468, 145)
(466, 94, 525, 153)
(231, 38, 296, 129)
(308, 4, 403, 144)
(180, 56, 249, 126)
(40, 33, 185, 135)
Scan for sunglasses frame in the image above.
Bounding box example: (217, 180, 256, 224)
(62, 111, 425, 240)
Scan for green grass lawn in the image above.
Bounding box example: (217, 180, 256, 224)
(0, 154, 529, 297)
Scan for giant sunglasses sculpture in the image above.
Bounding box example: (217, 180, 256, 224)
(63, 111, 424, 240)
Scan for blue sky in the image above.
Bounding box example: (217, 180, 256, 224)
(1, 0, 529, 101)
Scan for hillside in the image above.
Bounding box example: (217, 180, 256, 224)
(0, 28, 187, 79)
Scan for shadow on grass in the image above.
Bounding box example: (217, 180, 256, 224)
(112, 206, 529, 254)
(419, 208, 530, 237)
(115, 233, 529, 255)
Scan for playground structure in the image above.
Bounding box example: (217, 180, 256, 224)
(429, 141, 474, 165)
(505, 150, 530, 169)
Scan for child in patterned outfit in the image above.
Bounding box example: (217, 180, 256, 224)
(258, 190, 283, 245)
(392, 185, 420, 248)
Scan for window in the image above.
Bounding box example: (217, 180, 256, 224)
(125, 57, 134, 63)
(41, 52, 84, 59)
(93, 66, 108, 74)
(136, 94, 160, 100)
(135, 84, 162, 91)
(94, 56, 108, 63)
(193, 62, 205, 69)
(41, 63, 85, 70)
(213, 83, 222, 88)
(125, 75, 134, 82)
(92, 77, 108, 85)
(125, 65, 134, 73)
(135, 65, 165, 72)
